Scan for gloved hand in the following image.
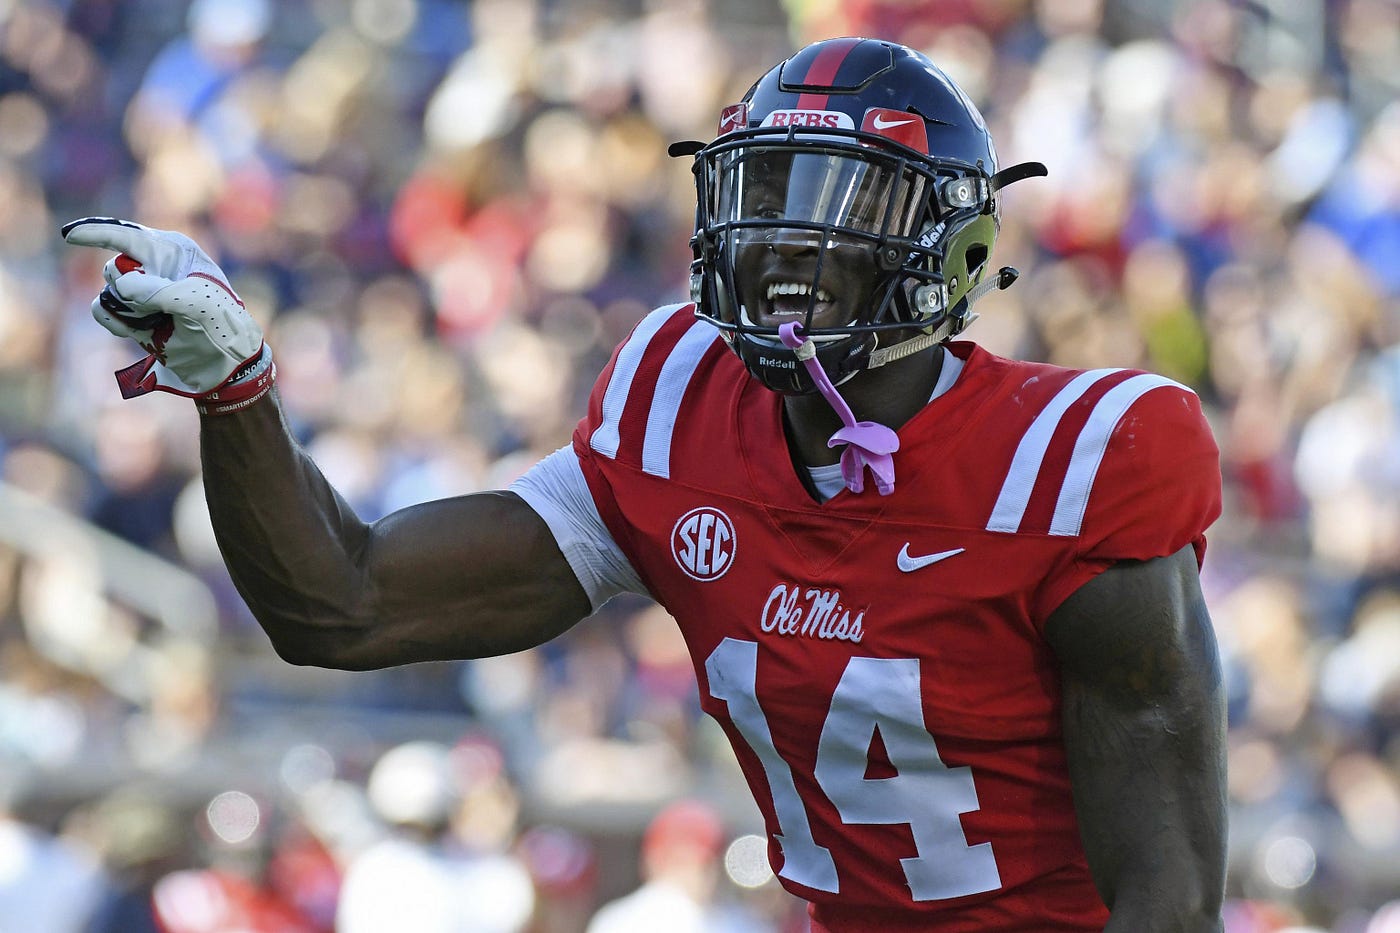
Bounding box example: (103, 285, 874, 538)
(61, 217, 275, 415)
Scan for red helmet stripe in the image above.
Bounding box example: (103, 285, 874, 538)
(793, 37, 863, 110)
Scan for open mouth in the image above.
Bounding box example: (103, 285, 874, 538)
(764, 280, 835, 319)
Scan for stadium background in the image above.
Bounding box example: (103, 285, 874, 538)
(0, 0, 1398, 929)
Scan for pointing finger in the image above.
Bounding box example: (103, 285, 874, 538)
(61, 217, 153, 259)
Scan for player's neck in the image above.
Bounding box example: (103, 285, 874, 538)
(781, 344, 944, 469)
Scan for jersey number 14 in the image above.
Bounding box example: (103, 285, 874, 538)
(706, 637, 1002, 901)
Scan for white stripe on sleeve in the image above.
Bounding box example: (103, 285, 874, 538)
(589, 305, 685, 459)
(985, 368, 1122, 534)
(510, 446, 650, 610)
(642, 319, 719, 478)
(1048, 374, 1183, 537)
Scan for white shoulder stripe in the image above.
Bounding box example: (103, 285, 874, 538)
(642, 319, 720, 478)
(986, 369, 1123, 533)
(589, 305, 685, 459)
(1049, 374, 1184, 536)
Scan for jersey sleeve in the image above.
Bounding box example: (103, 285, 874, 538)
(508, 446, 650, 610)
(512, 304, 701, 610)
(1033, 381, 1222, 621)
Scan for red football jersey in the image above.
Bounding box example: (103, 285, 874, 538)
(571, 304, 1222, 932)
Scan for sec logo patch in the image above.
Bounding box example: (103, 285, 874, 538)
(671, 507, 736, 581)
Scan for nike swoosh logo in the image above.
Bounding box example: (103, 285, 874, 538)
(872, 114, 918, 131)
(897, 544, 965, 572)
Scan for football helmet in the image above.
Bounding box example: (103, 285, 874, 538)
(673, 38, 1045, 394)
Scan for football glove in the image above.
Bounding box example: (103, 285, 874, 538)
(61, 217, 275, 415)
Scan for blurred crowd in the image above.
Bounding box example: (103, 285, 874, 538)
(0, 0, 1397, 929)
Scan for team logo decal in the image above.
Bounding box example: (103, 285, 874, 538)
(760, 109, 855, 130)
(671, 507, 736, 581)
(717, 102, 749, 135)
(860, 108, 928, 153)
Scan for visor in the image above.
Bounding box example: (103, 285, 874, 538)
(711, 146, 928, 239)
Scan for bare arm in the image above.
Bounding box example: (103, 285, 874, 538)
(1044, 545, 1227, 931)
(201, 392, 591, 670)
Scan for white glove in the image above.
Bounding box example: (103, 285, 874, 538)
(61, 217, 273, 412)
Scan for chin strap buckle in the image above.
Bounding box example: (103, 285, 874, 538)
(891, 264, 1022, 366)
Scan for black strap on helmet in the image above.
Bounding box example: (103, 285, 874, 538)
(989, 161, 1048, 193)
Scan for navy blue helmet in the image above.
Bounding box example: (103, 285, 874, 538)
(673, 38, 1045, 393)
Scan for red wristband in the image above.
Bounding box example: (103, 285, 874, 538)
(196, 345, 277, 416)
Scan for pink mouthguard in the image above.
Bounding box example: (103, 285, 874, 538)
(778, 322, 898, 496)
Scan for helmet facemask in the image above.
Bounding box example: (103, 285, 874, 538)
(672, 38, 1047, 497)
(688, 126, 999, 395)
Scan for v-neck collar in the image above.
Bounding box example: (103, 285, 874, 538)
(736, 341, 1002, 514)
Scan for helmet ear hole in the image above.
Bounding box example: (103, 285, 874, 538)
(964, 244, 988, 278)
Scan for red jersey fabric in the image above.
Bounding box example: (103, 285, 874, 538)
(571, 304, 1222, 931)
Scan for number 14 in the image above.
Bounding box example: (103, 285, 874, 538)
(705, 637, 1002, 901)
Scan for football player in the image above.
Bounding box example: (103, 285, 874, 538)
(64, 38, 1226, 932)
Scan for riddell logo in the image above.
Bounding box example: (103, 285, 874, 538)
(672, 507, 736, 582)
(916, 221, 948, 250)
(761, 110, 855, 130)
(758, 357, 796, 369)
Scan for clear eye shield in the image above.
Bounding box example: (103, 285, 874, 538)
(713, 146, 928, 242)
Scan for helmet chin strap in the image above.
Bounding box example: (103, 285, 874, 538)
(867, 330, 945, 369)
(778, 322, 899, 496)
(869, 265, 1020, 368)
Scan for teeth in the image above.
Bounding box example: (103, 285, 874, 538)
(766, 282, 833, 302)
